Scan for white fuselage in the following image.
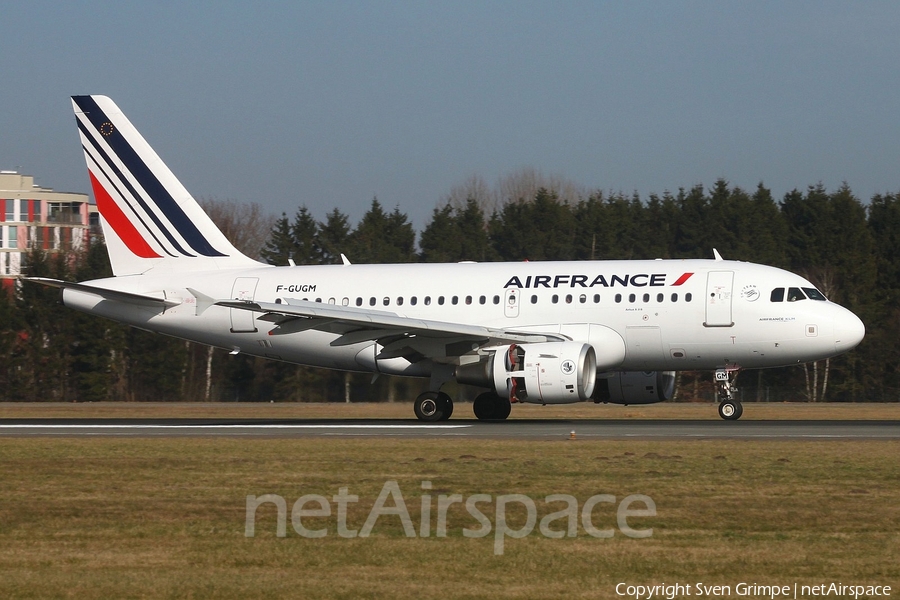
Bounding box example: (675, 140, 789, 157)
(62, 258, 865, 378)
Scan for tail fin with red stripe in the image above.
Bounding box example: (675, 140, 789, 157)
(72, 95, 260, 276)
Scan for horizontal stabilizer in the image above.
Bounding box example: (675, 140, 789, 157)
(25, 278, 180, 308)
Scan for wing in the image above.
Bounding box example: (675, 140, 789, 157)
(214, 297, 566, 363)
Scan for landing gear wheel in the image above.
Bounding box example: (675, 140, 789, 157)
(473, 392, 511, 421)
(437, 392, 453, 420)
(473, 392, 495, 420)
(718, 400, 743, 421)
(715, 368, 743, 420)
(495, 396, 511, 420)
(414, 391, 444, 422)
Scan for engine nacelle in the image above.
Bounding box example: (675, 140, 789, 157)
(595, 371, 676, 405)
(487, 342, 597, 404)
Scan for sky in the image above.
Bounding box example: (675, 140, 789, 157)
(2, 1, 900, 231)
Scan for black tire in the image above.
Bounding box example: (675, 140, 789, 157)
(494, 396, 511, 420)
(437, 392, 453, 420)
(718, 400, 742, 421)
(414, 392, 444, 422)
(473, 392, 497, 420)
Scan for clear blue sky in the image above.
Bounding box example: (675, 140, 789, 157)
(2, 1, 899, 230)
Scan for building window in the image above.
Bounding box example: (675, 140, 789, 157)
(4, 200, 13, 222)
(47, 202, 83, 224)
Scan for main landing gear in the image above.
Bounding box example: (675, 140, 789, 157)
(472, 392, 511, 421)
(715, 369, 743, 420)
(414, 391, 453, 422)
(414, 390, 512, 422)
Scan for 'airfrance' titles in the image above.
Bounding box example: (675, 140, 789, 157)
(503, 273, 693, 289)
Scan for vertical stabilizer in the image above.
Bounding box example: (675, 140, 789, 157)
(72, 95, 261, 276)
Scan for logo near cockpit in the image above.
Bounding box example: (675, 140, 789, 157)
(740, 285, 760, 302)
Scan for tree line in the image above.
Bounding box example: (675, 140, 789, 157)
(1, 178, 897, 403)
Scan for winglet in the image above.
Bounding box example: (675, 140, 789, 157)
(713, 248, 724, 261)
(341, 253, 352, 266)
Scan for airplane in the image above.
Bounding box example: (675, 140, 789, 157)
(28, 95, 866, 421)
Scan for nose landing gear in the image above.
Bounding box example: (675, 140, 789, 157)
(715, 369, 743, 420)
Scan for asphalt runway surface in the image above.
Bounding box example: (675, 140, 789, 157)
(1, 419, 898, 439)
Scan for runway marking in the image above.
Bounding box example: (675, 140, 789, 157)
(0, 424, 471, 430)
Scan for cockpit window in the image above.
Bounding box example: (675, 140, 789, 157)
(787, 287, 806, 302)
(770, 288, 785, 302)
(802, 287, 827, 301)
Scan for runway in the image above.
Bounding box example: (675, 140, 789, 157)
(1, 419, 898, 439)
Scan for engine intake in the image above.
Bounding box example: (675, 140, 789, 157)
(458, 342, 597, 404)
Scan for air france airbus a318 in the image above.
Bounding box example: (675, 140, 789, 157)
(29, 96, 866, 421)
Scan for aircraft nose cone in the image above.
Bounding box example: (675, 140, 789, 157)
(834, 310, 865, 353)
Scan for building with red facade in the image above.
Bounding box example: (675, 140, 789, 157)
(0, 171, 94, 289)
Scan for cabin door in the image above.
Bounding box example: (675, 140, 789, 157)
(230, 277, 259, 333)
(704, 271, 734, 327)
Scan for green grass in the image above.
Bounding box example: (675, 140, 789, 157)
(0, 438, 898, 598)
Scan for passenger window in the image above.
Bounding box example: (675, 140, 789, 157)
(438, 296, 445, 305)
(383, 297, 390, 306)
(341, 298, 349, 306)
(593, 294, 600, 303)
(552, 294, 559, 304)
(671, 293, 678, 302)
(493, 295, 500, 305)
(530, 295, 538, 304)
(770, 288, 784, 302)
(615, 294, 622, 303)
(642, 293, 650, 303)
(803, 287, 827, 301)
(565, 294, 573, 304)
(579, 294, 587, 304)
(424, 296, 432, 306)
(397, 297, 404, 306)
(685, 293, 692, 302)
(479, 295, 486, 305)
(410, 296, 417, 306)
(628, 294, 636, 303)
(451, 296, 459, 305)
(356, 297, 363, 306)
(369, 297, 376, 306)
(657, 293, 664, 302)
(787, 287, 806, 302)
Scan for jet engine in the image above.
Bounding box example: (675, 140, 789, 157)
(457, 342, 597, 404)
(594, 371, 676, 405)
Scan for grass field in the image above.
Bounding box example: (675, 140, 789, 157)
(0, 430, 898, 598)
(2, 400, 899, 420)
